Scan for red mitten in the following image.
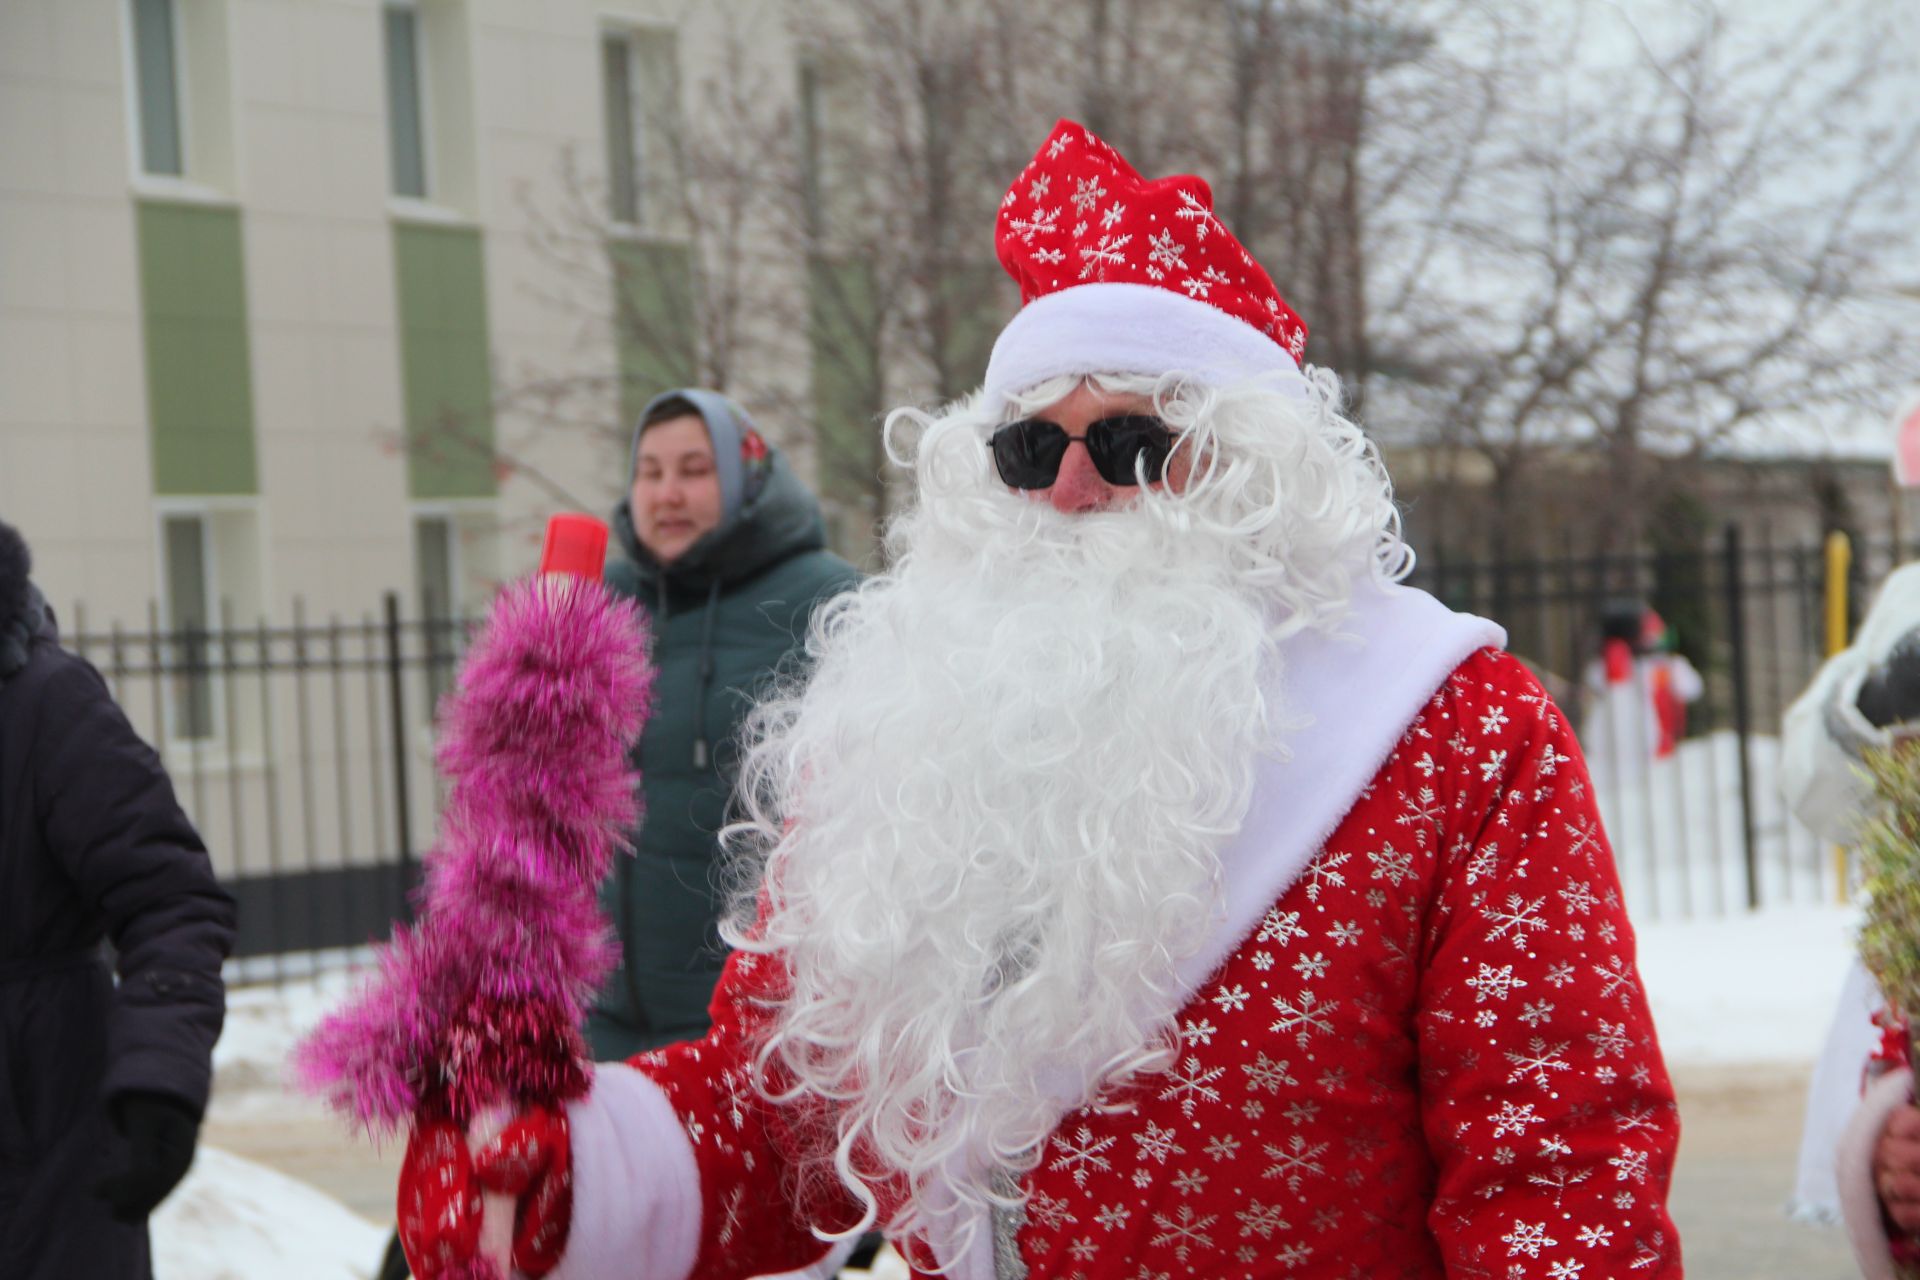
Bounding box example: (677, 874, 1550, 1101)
(472, 1105, 573, 1276)
(397, 1116, 483, 1279)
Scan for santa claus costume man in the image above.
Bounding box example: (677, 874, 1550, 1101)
(397, 121, 1682, 1280)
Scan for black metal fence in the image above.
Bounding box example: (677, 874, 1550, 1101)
(1408, 525, 1910, 921)
(65, 592, 468, 983)
(55, 530, 1899, 980)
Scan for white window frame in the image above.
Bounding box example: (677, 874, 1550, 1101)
(120, 0, 241, 203)
(599, 22, 679, 233)
(602, 27, 643, 229)
(383, 0, 436, 206)
(151, 496, 271, 761)
(153, 504, 223, 747)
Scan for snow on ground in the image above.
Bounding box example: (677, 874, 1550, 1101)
(153, 1145, 388, 1280)
(1635, 903, 1859, 1067)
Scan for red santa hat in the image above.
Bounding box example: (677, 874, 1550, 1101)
(983, 120, 1309, 404)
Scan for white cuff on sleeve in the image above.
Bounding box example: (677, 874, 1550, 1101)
(550, 1063, 703, 1280)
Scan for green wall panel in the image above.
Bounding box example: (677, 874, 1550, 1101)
(393, 223, 496, 499)
(807, 253, 884, 512)
(136, 202, 258, 495)
(609, 239, 697, 433)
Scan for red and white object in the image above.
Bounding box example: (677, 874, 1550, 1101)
(1892, 392, 1920, 489)
(984, 120, 1309, 403)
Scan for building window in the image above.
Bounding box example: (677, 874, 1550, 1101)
(131, 0, 185, 177)
(602, 35, 639, 225)
(161, 512, 215, 740)
(600, 26, 679, 227)
(413, 513, 459, 718)
(384, 2, 429, 199)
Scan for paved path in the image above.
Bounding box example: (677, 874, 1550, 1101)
(202, 1062, 1863, 1277)
(1668, 1064, 1855, 1279)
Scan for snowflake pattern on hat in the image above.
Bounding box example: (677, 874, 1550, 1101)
(995, 121, 1309, 363)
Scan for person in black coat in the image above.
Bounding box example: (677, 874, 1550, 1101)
(0, 517, 235, 1279)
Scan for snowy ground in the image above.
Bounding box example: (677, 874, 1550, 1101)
(157, 896, 1867, 1277)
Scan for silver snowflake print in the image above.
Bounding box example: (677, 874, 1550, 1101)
(1489, 1101, 1544, 1139)
(1100, 201, 1126, 228)
(1501, 1219, 1556, 1258)
(1303, 851, 1350, 901)
(1398, 788, 1444, 841)
(1071, 175, 1106, 213)
(1235, 1200, 1289, 1240)
(1483, 893, 1549, 949)
(1181, 1017, 1216, 1047)
(1171, 1168, 1209, 1196)
(1148, 1205, 1217, 1261)
(1519, 999, 1556, 1027)
(1009, 206, 1061, 242)
(1558, 879, 1598, 915)
(1526, 1164, 1591, 1208)
(1593, 955, 1640, 1002)
(1077, 232, 1132, 278)
(1609, 1147, 1651, 1183)
(1613, 1103, 1660, 1136)
(1588, 1019, 1632, 1059)
(1258, 906, 1308, 947)
(1293, 950, 1330, 981)
(1270, 989, 1337, 1046)
(1368, 843, 1414, 886)
(1212, 983, 1250, 1014)
(1504, 1037, 1572, 1089)
(1157, 1056, 1225, 1117)
(1203, 1133, 1243, 1162)
(1133, 1119, 1184, 1164)
(1173, 188, 1217, 237)
(1329, 919, 1363, 947)
(1146, 228, 1188, 276)
(1049, 1125, 1116, 1186)
(1543, 960, 1577, 988)
(1095, 1202, 1131, 1231)
(1027, 1190, 1074, 1231)
(1563, 817, 1603, 864)
(1466, 962, 1527, 1003)
(1260, 1134, 1329, 1192)
(1576, 1224, 1613, 1248)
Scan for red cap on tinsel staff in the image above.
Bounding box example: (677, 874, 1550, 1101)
(539, 513, 608, 581)
(983, 120, 1309, 404)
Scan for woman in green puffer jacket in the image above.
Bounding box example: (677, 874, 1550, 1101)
(587, 389, 862, 1059)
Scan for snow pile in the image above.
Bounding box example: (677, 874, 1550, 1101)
(1634, 903, 1859, 1066)
(152, 1146, 386, 1280)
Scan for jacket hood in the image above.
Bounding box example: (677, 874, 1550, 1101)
(0, 519, 54, 679)
(613, 391, 830, 590)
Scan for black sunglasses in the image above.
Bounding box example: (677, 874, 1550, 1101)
(988, 415, 1179, 490)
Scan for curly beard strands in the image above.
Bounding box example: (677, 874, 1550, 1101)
(725, 371, 1408, 1257)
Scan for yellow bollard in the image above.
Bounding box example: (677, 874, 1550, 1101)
(1826, 530, 1852, 902)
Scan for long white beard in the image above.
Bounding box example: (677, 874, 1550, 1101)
(729, 481, 1277, 1246)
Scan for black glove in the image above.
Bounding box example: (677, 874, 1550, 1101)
(93, 1091, 202, 1224)
(1858, 628, 1920, 729)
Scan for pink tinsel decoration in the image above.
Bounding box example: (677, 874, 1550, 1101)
(294, 574, 653, 1135)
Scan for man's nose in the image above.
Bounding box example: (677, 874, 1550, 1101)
(1045, 440, 1119, 513)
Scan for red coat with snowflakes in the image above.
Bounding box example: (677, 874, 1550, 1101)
(621, 648, 1681, 1279)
